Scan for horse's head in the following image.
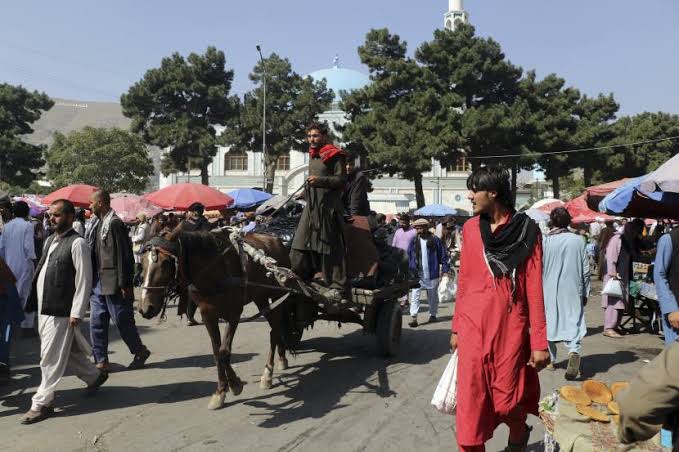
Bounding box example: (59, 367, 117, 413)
(138, 236, 180, 319)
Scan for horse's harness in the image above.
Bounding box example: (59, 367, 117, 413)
(141, 229, 299, 323)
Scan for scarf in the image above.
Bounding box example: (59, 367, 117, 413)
(479, 211, 539, 278)
(100, 209, 120, 241)
(309, 144, 346, 163)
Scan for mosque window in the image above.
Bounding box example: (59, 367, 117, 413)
(276, 152, 290, 171)
(225, 151, 248, 171)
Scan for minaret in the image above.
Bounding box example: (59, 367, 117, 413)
(445, 0, 469, 31)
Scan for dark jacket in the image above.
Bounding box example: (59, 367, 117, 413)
(25, 229, 80, 317)
(343, 171, 371, 216)
(91, 213, 134, 295)
(407, 233, 450, 280)
(180, 216, 212, 232)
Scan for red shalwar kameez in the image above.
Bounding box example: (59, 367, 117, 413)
(452, 215, 547, 448)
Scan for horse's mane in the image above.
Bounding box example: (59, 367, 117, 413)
(175, 230, 231, 258)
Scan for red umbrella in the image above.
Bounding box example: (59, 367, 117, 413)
(566, 194, 614, 224)
(143, 183, 234, 211)
(111, 194, 163, 223)
(43, 184, 98, 208)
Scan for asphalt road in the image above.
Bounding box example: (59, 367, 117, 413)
(1, 281, 665, 452)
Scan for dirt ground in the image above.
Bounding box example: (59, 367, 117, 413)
(1, 281, 665, 451)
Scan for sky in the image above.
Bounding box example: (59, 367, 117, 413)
(1, 0, 678, 116)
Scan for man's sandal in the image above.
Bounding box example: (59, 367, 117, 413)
(20, 406, 54, 425)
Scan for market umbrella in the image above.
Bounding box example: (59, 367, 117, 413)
(111, 194, 163, 223)
(566, 195, 614, 224)
(639, 154, 679, 194)
(598, 177, 679, 220)
(227, 188, 273, 210)
(143, 183, 234, 211)
(414, 204, 457, 217)
(584, 178, 631, 211)
(530, 198, 565, 213)
(525, 209, 550, 222)
(12, 196, 47, 217)
(42, 184, 98, 208)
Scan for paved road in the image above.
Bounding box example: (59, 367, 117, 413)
(1, 282, 664, 451)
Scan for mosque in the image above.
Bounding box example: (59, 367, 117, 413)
(160, 0, 488, 213)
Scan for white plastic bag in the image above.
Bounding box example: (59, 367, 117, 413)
(602, 278, 623, 298)
(438, 274, 457, 303)
(431, 350, 458, 414)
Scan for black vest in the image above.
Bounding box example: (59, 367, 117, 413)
(669, 229, 679, 303)
(26, 229, 80, 317)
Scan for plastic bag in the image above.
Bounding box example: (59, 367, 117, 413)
(602, 278, 623, 298)
(431, 351, 458, 415)
(438, 274, 457, 303)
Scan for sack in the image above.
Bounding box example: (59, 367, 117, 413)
(602, 277, 623, 298)
(438, 274, 457, 303)
(431, 351, 458, 414)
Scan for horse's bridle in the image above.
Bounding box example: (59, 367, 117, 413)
(141, 241, 184, 318)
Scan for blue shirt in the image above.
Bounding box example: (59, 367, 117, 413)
(654, 234, 679, 344)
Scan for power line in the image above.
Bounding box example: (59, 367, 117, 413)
(466, 135, 679, 159)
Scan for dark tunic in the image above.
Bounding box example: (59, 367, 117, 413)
(343, 171, 371, 217)
(290, 154, 347, 289)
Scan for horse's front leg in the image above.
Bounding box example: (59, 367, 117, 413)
(202, 306, 228, 410)
(220, 314, 244, 396)
(260, 330, 276, 389)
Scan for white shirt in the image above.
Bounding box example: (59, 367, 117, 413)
(37, 228, 93, 319)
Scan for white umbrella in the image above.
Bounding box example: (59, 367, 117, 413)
(639, 154, 679, 194)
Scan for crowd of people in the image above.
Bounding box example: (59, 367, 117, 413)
(0, 123, 677, 449)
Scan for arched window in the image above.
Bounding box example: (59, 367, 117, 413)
(225, 150, 248, 171)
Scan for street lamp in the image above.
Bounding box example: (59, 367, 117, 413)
(256, 45, 267, 191)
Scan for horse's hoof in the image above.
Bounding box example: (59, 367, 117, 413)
(259, 378, 273, 390)
(207, 392, 226, 410)
(276, 359, 289, 371)
(229, 379, 244, 396)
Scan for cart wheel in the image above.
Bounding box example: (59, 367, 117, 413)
(377, 300, 402, 357)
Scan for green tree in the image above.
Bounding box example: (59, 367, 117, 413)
(416, 24, 530, 201)
(568, 93, 619, 186)
(0, 83, 54, 187)
(221, 53, 333, 193)
(46, 127, 153, 193)
(601, 112, 679, 181)
(518, 72, 581, 199)
(121, 46, 238, 185)
(341, 29, 463, 207)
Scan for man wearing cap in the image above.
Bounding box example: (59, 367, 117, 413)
(407, 218, 450, 326)
(0, 201, 36, 335)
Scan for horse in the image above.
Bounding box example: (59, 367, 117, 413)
(137, 226, 298, 410)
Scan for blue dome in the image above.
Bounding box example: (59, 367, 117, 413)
(308, 65, 370, 101)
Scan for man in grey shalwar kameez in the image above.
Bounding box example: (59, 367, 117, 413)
(542, 207, 590, 380)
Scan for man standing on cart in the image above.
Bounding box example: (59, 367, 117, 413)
(290, 122, 348, 301)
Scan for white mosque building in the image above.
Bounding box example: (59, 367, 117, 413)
(160, 1, 481, 213)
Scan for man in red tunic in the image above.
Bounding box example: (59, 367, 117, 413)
(451, 166, 550, 451)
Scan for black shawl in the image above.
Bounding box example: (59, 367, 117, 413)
(479, 212, 540, 278)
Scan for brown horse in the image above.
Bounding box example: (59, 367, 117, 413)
(137, 227, 296, 410)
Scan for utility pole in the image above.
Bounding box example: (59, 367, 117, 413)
(256, 45, 267, 191)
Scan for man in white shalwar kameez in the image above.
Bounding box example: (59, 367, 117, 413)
(21, 199, 107, 425)
(0, 201, 36, 332)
